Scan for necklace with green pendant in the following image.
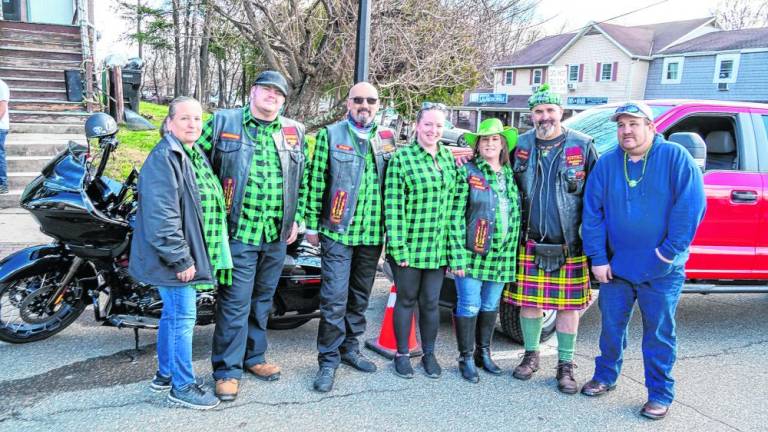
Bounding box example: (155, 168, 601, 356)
(623, 142, 653, 188)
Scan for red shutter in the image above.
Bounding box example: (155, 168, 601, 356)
(579, 64, 584, 82)
(513, 69, 516, 85)
(529, 69, 533, 85)
(596, 62, 601, 81)
(612, 62, 618, 81)
(542, 68, 548, 83)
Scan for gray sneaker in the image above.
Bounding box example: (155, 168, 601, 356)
(150, 373, 204, 392)
(168, 384, 220, 410)
(0, 184, 8, 195)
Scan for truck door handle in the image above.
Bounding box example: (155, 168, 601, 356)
(731, 190, 758, 203)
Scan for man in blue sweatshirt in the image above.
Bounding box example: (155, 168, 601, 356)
(581, 101, 706, 420)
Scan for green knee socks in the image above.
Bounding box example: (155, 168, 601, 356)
(520, 316, 543, 352)
(557, 331, 577, 362)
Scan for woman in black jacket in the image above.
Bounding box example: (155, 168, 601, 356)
(129, 96, 230, 410)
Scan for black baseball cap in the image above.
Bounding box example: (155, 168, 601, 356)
(253, 70, 289, 97)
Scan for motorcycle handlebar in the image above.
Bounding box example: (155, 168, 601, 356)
(92, 136, 118, 181)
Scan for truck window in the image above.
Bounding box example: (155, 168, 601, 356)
(664, 115, 739, 171)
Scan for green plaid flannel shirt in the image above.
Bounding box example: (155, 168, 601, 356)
(182, 143, 233, 290)
(450, 160, 522, 283)
(199, 107, 307, 246)
(384, 142, 460, 269)
(305, 125, 384, 246)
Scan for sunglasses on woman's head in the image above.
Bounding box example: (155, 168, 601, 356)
(350, 97, 378, 105)
(421, 101, 448, 111)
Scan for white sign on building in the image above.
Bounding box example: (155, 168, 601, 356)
(548, 66, 568, 100)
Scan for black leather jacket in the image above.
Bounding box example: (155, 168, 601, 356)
(512, 127, 598, 256)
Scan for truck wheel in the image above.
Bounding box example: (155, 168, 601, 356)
(498, 301, 557, 344)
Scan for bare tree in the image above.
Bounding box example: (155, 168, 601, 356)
(713, 0, 768, 30)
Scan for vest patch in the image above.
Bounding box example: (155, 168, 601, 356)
(468, 175, 488, 190)
(336, 144, 354, 151)
(220, 132, 240, 140)
(473, 219, 489, 253)
(283, 126, 299, 148)
(379, 130, 394, 140)
(382, 143, 396, 153)
(222, 178, 236, 214)
(515, 148, 530, 161)
(330, 190, 348, 224)
(565, 147, 584, 167)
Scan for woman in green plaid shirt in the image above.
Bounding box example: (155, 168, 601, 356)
(384, 103, 459, 379)
(131, 97, 230, 410)
(449, 118, 521, 383)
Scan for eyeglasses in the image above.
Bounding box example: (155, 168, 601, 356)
(421, 101, 448, 111)
(350, 97, 378, 105)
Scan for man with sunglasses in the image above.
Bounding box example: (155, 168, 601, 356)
(200, 70, 308, 401)
(581, 101, 705, 420)
(505, 84, 598, 394)
(305, 82, 398, 392)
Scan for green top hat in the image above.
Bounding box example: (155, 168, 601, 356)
(463, 118, 518, 150)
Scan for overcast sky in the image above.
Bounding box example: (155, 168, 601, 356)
(94, 0, 723, 60)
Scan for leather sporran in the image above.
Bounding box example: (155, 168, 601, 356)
(533, 242, 567, 272)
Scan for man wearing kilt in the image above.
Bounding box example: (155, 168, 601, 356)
(504, 84, 598, 394)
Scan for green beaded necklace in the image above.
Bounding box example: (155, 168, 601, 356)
(623, 142, 653, 188)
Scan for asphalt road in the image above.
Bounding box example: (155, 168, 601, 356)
(0, 278, 766, 432)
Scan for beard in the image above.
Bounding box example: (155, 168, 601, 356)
(535, 120, 556, 138)
(352, 110, 372, 125)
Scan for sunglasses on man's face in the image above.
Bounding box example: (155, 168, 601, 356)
(350, 97, 378, 105)
(421, 101, 448, 111)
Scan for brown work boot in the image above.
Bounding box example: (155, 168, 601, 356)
(556, 361, 578, 394)
(214, 378, 239, 402)
(512, 350, 540, 380)
(247, 363, 281, 381)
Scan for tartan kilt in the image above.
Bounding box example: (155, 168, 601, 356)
(502, 240, 591, 310)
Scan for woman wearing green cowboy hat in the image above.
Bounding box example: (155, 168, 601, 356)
(449, 118, 522, 383)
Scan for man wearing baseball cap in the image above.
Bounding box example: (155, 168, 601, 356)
(504, 83, 598, 394)
(199, 70, 309, 401)
(581, 101, 706, 420)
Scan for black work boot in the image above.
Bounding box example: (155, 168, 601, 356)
(474, 310, 502, 375)
(454, 315, 479, 383)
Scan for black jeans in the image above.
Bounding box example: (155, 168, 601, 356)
(317, 234, 382, 368)
(388, 257, 445, 355)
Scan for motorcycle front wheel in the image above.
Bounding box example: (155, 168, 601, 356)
(0, 269, 87, 343)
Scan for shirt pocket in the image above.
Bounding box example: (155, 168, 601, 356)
(215, 139, 242, 153)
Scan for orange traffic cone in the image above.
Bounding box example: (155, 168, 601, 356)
(365, 284, 422, 359)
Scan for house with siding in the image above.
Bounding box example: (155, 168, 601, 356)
(645, 27, 768, 103)
(454, 17, 717, 131)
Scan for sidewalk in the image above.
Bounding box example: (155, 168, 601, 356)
(0, 208, 52, 259)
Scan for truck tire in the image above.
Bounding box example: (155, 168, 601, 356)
(498, 301, 557, 344)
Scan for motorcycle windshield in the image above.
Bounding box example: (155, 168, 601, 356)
(38, 142, 89, 192)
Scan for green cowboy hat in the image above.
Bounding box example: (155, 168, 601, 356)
(463, 118, 518, 150)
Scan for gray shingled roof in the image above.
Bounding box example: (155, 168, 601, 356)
(660, 27, 768, 54)
(493, 33, 576, 68)
(634, 17, 715, 53)
(598, 22, 655, 57)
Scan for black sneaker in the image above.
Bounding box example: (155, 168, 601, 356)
(149, 372, 171, 392)
(341, 351, 377, 373)
(393, 354, 414, 379)
(168, 384, 220, 410)
(421, 353, 442, 379)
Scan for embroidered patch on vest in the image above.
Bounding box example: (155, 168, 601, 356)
(336, 144, 354, 151)
(330, 190, 348, 224)
(283, 126, 299, 147)
(565, 147, 584, 167)
(473, 219, 489, 253)
(382, 144, 396, 153)
(222, 178, 236, 214)
(468, 175, 488, 190)
(515, 148, 530, 161)
(379, 130, 394, 140)
(220, 132, 240, 140)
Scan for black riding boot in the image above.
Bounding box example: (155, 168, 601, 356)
(455, 315, 479, 383)
(474, 310, 502, 375)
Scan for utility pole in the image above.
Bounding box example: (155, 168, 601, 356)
(353, 0, 371, 83)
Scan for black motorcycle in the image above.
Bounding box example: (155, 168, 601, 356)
(0, 114, 321, 345)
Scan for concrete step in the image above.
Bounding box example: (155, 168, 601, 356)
(7, 172, 39, 190)
(0, 66, 66, 80)
(7, 156, 53, 172)
(10, 110, 89, 124)
(6, 133, 84, 143)
(10, 123, 85, 134)
(0, 77, 67, 90)
(0, 190, 23, 210)
(10, 100, 84, 112)
(5, 140, 74, 157)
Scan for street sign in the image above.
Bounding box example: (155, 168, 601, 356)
(477, 93, 507, 104)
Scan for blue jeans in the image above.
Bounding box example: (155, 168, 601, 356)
(454, 276, 505, 317)
(592, 267, 685, 406)
(157, 285, 197, 390)
(0, 129, 7, 186)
